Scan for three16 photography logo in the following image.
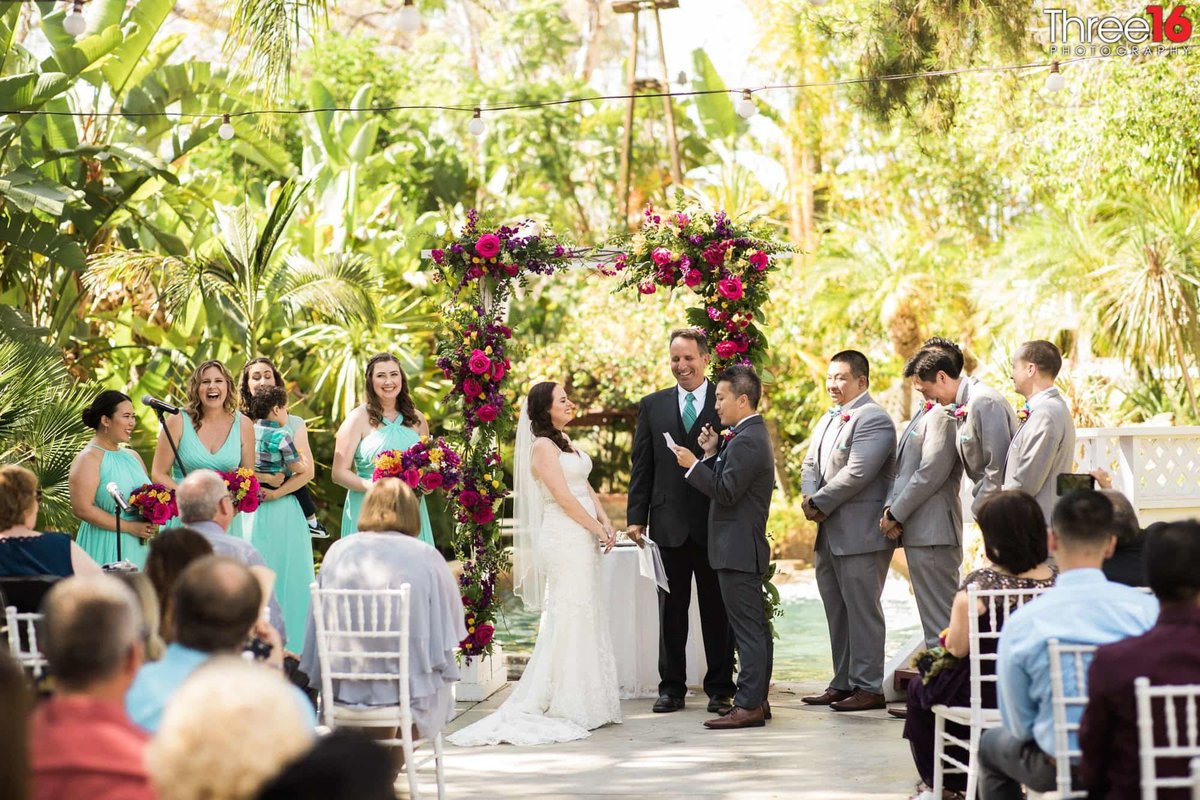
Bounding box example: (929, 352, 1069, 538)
(1046, 5, 1194, 56)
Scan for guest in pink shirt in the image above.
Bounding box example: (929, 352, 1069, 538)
(29, 574, 154, 800)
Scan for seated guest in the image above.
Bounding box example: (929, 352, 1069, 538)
(0, 464, 100, 578)
(0, 651, 32, 800)
(299, 478, 466, 739)
(256, 730, 397, 800)
(1080, 520, 1200, 799)
(30, 575, 153, 800)
(903, 491, 1057, 798)
(147, 657, 314, 800)
(1100, 490, 1149, 587)
(143, 526, 213, 643)
(174, 470, 287, 640)
(125, 555, 315, 733)
(113, 572, 166, 662)
(978, 490, 1160, 799)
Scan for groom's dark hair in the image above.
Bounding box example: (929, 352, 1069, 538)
(904, 347, 962, 382)
(717, 365, 761, 409)
(669, 328, 709, 356)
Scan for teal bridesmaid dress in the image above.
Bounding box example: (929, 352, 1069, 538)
(243, 417, 315, 652)
(340, 416, 435, 545)
(165, 412, 248, 539)
(75, 444, 152, 569)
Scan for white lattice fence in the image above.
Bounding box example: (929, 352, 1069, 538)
(1075, 427, 1200, 524)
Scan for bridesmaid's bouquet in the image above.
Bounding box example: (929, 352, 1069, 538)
(220, 468, 262, 513)
(127, 483, 178, 525)
(373, 437, 463, 495)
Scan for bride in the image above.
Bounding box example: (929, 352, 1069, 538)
(448, 381, 622, 746)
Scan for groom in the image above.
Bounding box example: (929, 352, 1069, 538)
(674, 365, 776, 730)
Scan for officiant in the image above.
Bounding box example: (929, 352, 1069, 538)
(626, 329, 737, 716)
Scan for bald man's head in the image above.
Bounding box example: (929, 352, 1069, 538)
(172, 556, 261, 653)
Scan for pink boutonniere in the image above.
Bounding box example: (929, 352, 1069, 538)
(721, 428, 738, 443)
(922, 400, 935, 413)
(952, 404, 968, 421)
(838, 410, 851, 423)
(1016, 402, 1031, 423)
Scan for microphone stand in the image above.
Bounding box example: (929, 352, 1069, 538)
(157, 408, 188, 481)
(113, 503, 123, 563)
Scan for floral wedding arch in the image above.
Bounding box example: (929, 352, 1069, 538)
(427, 204, 785, 659)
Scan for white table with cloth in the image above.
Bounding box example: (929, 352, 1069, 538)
(602, 542, 707, 699)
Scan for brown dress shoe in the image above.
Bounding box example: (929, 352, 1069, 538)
(800, 687, 853, 706)
(830, 689, 886, 712)
(703, 705, 766, 729)
(718, 700, 771, 719)
(887, 706, 907, 719)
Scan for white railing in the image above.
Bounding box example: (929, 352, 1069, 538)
(1075, 427, 1200, 523)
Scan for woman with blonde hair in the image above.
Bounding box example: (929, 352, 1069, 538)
(0, 464, 100, 578)
(299, 478, 465, 739)
(332, 353, 434, 544)
(151, 360, 254, 538)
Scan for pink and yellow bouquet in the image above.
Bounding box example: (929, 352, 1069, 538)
(373, 437, 463, 495)
(220, 468, 262, 513)
(127, 483, 178, 525)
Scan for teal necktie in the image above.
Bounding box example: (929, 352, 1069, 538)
(682, 392, 697, 432)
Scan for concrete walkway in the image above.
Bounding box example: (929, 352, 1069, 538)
(424, 681, 915, 799)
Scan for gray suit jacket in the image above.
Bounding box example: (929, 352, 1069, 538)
(1002, 386, 1076, 524)
(800, 394, 896, 556)
(888, 404, 963, 547)
(954, 377, 1017, 518)
(685, 415, 775, 575)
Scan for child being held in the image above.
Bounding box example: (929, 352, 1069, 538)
(250, 386, 308, 492)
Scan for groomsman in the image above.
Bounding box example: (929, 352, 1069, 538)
(907, 339, 1017, 519)
(800, 351, 896, 712)
(627, 329, 737, 715)
(1003, 340, 1076, 524)
(884, 347, 965, 649)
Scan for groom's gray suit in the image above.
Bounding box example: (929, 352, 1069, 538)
(953, 376, 1017, 519)
(1002, 386, 1076, 524)
(888, 402, 963, 647)
(801, 392, 896, 695)
(685, 414, 775, 709)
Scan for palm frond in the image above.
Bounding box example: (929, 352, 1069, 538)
(278, 252, 379, 327)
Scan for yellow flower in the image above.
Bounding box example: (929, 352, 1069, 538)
(485, 346, 493, 354)
(491, 479, 500, 489)
(430, 450, 442, 464)
(468, 626, 476, 634)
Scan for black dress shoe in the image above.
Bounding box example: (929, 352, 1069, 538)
(706, 696, 734, 714)
(652, 695, 685, 713)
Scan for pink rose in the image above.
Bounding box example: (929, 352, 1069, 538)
(474, 233, 501, 259)
(402, 468, 421, 488)
(431, 248, 445, 264)
(672, 212, 690, 227)
(463, 377, 483, 398)
(503, 263, 519, 277)
(651, 247, 673, 266)
(458, 489, 481, 508)
(491, 359, 507, 382)
(476, 404, 499, 423)
(715, 341, 738, 359)
(420, 472, 444, 492)
(638, 282, 657, 295)
(473, 506, 495, 524)
(467, 349, 492, 375)
(717, 277, 744, 301)
(749, 250, 768, 271)
(683, 269, 703, 288)
(474, 623, 495, 646)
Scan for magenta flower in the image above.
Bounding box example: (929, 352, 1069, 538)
(458, 489, 481, 508)
(717, 277, 744, 301)
(683, 270, 703, 288)
(463, 377, 483, 398)
(473, 507, 496, 524)
(672, 212, 690, 227)
(474, 623, 495, 646)
(651, 247, 673, 266)
(475, 234, 501, 259)
(491, 359, 507, 382)
(749, 250, 769, 271)
(420, 472, 444, 492)
(476, 404, 499, 423)
(715, 341, 738, 359)
(467, 349, 492, 375)
(638, 282, 657, 295)
(402, 468, 421, 488)
(431, 248, 445, 264)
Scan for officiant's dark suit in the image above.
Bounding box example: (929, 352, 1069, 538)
(684, 384, 776, 722)
(628, 336, 736, 711)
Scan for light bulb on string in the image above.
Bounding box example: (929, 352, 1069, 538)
(398, 0, 420, 34)
(467, 108, 486, 137)
(63, 0, 87, 37)
(736, 89, 757, 120)
(1045, 61, 1065, 92)
(218, 113, 235, 140)
(676, 70, 688, 86)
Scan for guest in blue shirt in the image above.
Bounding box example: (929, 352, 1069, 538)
(125, 555, 315, 732)
(979, 490, 1159, 800)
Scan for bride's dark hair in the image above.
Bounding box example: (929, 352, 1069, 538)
(526, 381, 573, 454)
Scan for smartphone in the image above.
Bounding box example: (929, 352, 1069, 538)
(1056, 472, 1096, 496)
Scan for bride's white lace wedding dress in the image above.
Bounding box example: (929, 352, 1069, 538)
(448, 446, 622, 746)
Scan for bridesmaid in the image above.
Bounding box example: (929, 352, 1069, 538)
(332, 353, 435, 544)
(69, 390, 157, 568)
(151, 360, 255, 539)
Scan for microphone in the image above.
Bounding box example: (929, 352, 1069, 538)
(106, 482, 132, 514)
(142, 395, 181, 415)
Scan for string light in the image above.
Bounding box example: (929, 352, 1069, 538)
(467, 107, 485, 137)
(736, 89, 757, 119)
(398, 0, 421, 34)
(676, 70, 688, 86)
(63, 0, 87, 37)
(218, 113, 235, 140)
(1045, 61, 1065, 92)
